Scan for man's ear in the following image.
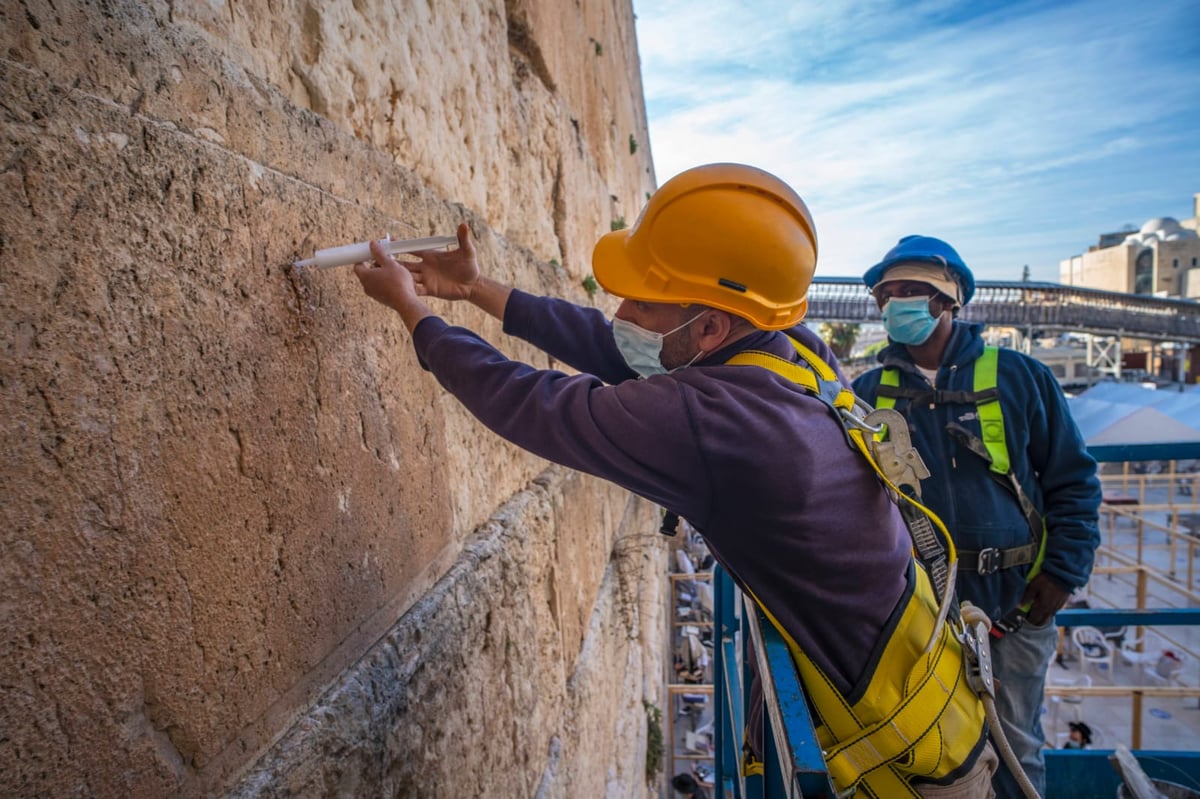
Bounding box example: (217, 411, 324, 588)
(694, 309, 735, 351)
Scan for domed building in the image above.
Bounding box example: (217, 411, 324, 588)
(1060, 194, 1200, 299)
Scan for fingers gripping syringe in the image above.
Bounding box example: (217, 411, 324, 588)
(294, 235, 458, 269)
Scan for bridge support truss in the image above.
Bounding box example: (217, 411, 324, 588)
(1087, 335, 1122, 381)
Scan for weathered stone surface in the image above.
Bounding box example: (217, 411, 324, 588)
(226, 470, 664, 799)
(0, 1, 664, 797)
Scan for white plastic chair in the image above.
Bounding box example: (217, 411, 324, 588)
(1071, 626, 1116, 679)
(1119, 631, 1165, 669)
(1119, 632, 1186, 686)
(1046, 671, 1092, 737)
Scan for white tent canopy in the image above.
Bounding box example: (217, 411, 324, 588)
(1068, 383, 1200, 454)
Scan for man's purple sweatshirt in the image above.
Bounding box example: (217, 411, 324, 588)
(411, 290, 912, 695)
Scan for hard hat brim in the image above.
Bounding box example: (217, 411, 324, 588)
(873, 263, 963, 306)
(863, 235, 976, 306)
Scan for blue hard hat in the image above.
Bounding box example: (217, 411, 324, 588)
(863, 235, 976, 305)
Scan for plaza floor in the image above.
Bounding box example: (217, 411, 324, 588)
(1047, 474, 1200, 754)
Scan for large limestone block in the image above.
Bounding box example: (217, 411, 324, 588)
(226, 470, 666, 799)
(147, 0, 650, 274)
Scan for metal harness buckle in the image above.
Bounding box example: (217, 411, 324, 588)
(960, 620, 996, 699)
(976, 547, 1002, 575)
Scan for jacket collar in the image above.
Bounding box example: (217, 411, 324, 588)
(698, 328, 794, 366)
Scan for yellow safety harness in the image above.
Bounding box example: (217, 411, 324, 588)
(875, 347, 1047, 606)
(726, 337, 989, 797)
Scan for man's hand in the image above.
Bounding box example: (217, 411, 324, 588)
(354, 239, 433, 332)
(356, 221, 511, 323)
(1021, 573, 1072, 627)
(404, 222, 480, 301)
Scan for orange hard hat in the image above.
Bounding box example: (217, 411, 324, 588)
(592, 163, 817, 329)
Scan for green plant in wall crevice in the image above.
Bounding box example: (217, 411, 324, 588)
(644, 701, 664, 782)
(581, 274, 599, 299)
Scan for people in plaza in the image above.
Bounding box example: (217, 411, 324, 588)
(670, 771, 709, 798)
(853, 235, 1103, 798)
(1063, 721, 1092, 749)
(351, 164, 995, 796)
(674, 626, 709, 685)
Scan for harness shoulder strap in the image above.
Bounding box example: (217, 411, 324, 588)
(973, 346, 1009, 474)
(877, 367, 899, 410)
(727, 337, 857, 415)
(729, 337, 957, 614)
(960, 347, 1047, 583)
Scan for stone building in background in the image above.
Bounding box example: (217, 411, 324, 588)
(1060, 194, 1200, 299)
(0, 2, 669, 797)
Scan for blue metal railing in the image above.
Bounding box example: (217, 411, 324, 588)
(712, 566, 836, 798)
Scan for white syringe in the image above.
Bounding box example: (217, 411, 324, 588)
(294, 234, 458, 269)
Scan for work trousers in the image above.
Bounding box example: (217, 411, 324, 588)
(989, 619, 1059, 799)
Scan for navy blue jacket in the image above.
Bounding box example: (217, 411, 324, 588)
(852, 321, 1101, 620)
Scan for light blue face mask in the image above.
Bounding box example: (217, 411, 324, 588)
(612, 313, 704, 378)
(881, 295, 940, 345)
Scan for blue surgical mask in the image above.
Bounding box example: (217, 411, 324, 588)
(612, 313, 703, 378)
(881, 296, 940, 345)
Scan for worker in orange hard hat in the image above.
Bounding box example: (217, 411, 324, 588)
(352, 164, 994, 797)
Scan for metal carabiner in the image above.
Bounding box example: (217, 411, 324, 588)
(838, 406, 886, 435)
(861, 407, 931, 495)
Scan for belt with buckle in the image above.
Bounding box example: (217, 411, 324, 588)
(957, 543, 1038, 575)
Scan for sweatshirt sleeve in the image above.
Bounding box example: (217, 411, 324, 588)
(411, 315, 712, 521)
(501, 290, 638, 384)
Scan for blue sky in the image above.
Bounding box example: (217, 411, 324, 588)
(631, 0, 1200, 282)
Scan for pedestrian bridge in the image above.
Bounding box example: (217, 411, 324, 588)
(807, 278, 1200, 345)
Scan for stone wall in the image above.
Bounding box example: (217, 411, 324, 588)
(0, 1, 666, 796)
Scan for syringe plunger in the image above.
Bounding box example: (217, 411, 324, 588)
(294, 235, 457, 269)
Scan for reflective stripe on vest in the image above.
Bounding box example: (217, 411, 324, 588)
(974, 346, 1009, 474)
(727, 338, 986, 796)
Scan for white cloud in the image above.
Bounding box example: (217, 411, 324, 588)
(633, 0, 1200, 280)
